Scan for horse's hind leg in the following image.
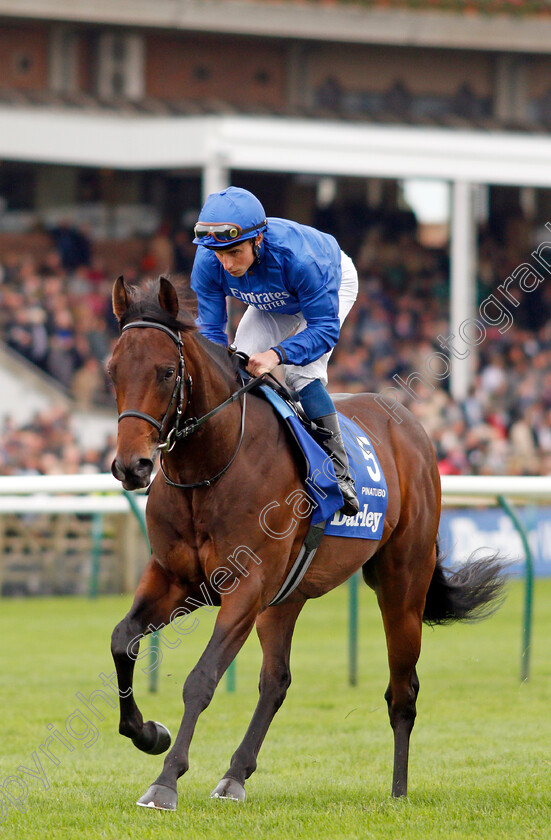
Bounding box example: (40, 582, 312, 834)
(211, 599, 305, 801)
(374, 545, 435, 798)
(111, 558, 190, 755)
(385, 653, 420, 799)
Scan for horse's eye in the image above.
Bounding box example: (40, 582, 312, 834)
(163, 368, 176, 380)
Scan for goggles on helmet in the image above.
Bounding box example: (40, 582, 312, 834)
(193, 221, 266, 244)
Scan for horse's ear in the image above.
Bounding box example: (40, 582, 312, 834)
(158, 276, 179, 319)
(112, 275, 129, 322)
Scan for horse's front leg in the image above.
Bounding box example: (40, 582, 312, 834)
(136, 588, 261, 811)
(111, 557, 194, 756)
(210, 599, 305, 802)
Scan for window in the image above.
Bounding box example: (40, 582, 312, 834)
(50, 27, 79, 94)
(96, 32, 144, 100)
(13, 53, 33, 77)
(193, 65, 211, 82)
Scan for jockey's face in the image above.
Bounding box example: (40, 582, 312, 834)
(213, 234, 262, 277)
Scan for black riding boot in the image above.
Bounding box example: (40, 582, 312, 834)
(314, 413, 359, 517)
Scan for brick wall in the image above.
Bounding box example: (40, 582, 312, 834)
(526, 56, 551, 99)
(145, 33, 287, 109)
(0, 20, 541, 120)
(308, 43, 494, 97)
(0, 25, 49, 91)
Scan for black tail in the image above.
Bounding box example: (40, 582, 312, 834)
(423, 541, 507, 626)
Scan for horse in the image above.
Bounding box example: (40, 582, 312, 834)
(107, 274, 505, 811)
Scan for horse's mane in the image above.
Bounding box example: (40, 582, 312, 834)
(118, 275, 197, 334)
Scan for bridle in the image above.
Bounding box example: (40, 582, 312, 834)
(116, 319, 258, 489)
(117, 320, 192, 452)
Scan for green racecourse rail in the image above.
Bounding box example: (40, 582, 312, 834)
(0, 473, 546, 684)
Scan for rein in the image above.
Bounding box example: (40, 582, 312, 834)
(117, 319, 263, 489)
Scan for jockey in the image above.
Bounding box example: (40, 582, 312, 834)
(191, 186, 359, 517)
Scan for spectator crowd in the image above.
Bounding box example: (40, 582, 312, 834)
(1, 210, 551, 477)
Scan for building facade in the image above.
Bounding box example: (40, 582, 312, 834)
(1, 0, 551, 232)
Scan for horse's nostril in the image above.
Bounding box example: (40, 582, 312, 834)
(111, 457, 152, 488)
(111, 458, 125, 481)
(134, 458, 153, 477)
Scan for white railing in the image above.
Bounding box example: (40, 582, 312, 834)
(1, 472, 551, 495)
(0, 473, 121, 494)
(0, 473, 550, 512)
(0, 472, 549, 515)
(0, 473, 146, 513)
(441, 475, 551, 501)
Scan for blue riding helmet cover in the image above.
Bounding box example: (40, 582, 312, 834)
(193, 187, 268, 249)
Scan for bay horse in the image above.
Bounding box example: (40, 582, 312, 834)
(108, 275, 504, 811)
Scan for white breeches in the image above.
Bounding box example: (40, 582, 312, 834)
(233, 251, 358, 389)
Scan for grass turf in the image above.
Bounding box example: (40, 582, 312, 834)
(0, 577, 549, 839)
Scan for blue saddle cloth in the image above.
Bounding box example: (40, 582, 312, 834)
(258, 386, 388, 539)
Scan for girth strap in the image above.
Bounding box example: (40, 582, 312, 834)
(268, 520, 326, 606)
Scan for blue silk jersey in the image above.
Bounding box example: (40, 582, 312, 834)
(190, 217, 341, 367)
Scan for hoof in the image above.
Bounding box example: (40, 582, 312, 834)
(145, 721, 172, 755)
(133, 721, 172, 755)
(210, 777, 246, 802)
(136, 783, 178, 811)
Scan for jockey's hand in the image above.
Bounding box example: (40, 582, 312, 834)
(247, 349, 280, 377)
